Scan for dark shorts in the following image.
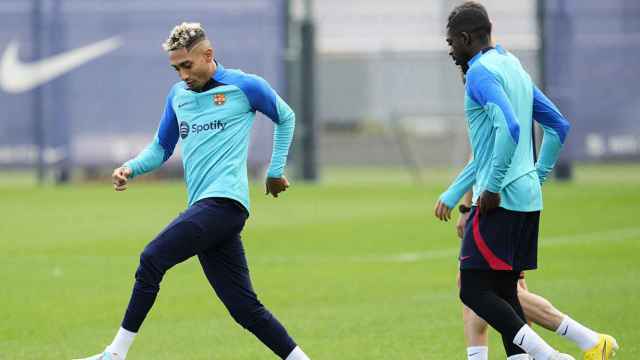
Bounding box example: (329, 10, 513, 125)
(459, 206, 540, 272)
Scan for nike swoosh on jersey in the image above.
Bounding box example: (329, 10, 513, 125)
(0, 36, 122, 94)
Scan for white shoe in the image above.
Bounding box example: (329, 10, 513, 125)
(73, 351, 123, 360)
(549, 352, 576, 360)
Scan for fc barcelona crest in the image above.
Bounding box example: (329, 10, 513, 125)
(213, 93, 226, 106)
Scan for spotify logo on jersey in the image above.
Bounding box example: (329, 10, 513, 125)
(191, 120, 226, 135)
(180, 120, 227, 139)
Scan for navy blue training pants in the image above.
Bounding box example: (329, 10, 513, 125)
(121, 197, 297, 358)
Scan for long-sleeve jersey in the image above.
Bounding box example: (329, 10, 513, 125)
(124, 63, 295, 212)
(440, 45, 570, 212)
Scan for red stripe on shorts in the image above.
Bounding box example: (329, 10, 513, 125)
(472, 211, 513, 271)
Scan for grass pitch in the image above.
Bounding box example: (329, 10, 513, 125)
(1, 165, 639, 359)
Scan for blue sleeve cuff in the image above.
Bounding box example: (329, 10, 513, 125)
(267, 96, 295, 178)
(124, 138, 166, 178)
(535, 128, 563, 185)
(532, 86, 570, 185)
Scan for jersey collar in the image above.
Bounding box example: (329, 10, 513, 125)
(467, 44, 505, 67)
(212, 60, 225, 81)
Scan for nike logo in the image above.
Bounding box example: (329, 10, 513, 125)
(460, 255, 472, 261)
(178, 101, 194, 108)
(518, 334, 525, 346)
(468, 352, 480, 357)
(561, 325, 568, 336)
(0, 36, 122, 93)
(602, 339, 607, 360)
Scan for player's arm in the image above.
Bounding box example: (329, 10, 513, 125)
(466, 65, 520, 213)
(435, 157, 476, 221)
(242, 75, 296, 198)
(113, 87, 179, 191)
(532, 86, 571, 184)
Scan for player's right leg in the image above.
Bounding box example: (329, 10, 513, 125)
(198, 236, 311, 360)
(74, 201, 219, 359)
(196, 199, 310, 359)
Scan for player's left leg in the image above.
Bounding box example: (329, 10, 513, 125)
(517, 283, 619, 359)
(494, 271, 535, 359)
(461, 272, 532, 360)
(198, 230, 310, 359)
(460, 273, 618, 360)
(459, 270, 534, 358)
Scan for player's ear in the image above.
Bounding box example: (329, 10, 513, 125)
(461, 32, 471, 46)
(204, 48, 213, 62)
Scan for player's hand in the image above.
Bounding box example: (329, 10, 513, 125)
(112, 166, 132, 191)
(434, 200, 453, 222)
(477, 190, 500, 215)
(265, 176, 289, 198)
(456, 211, 471, 239)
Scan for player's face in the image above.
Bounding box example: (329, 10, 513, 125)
(169, 45, 213, 91)
(446, 29, 471, 68)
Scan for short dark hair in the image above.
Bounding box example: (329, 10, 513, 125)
(447, 1, 492, 37)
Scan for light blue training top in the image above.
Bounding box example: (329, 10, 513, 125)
(124, 63, 295, 212)
(440, 45, 570, 212)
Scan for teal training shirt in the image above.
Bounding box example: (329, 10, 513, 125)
(440, 45, 570, 212)
(124, 63, 295, 212)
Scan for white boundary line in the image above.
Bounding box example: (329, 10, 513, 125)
(252, 227, 640, 264)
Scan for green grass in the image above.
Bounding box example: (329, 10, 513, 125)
(1, 165, 639, 359)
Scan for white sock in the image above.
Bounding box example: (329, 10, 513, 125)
(555, 315, 599, 351)
(513, 324, 555, 360)
(507, 354, 531, 360)
(467, 346, 488, 360)
(105, 327, 137, 358)
(285, 346, 310, 360)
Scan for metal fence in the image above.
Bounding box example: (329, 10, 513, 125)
(1, 0, 638, 181)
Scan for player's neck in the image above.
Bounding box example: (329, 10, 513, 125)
(469, 42, 490, 59)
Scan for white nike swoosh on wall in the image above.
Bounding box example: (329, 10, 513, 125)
(0, 36, 122, 94)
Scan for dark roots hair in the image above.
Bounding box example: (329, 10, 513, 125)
(447, 1, 492, 38)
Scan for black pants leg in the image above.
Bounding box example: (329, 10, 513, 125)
(198, 233, 297, 359)
(459, 270, 527, 357)
(120, 198, 297, 359)
(122, 215, 205, 332)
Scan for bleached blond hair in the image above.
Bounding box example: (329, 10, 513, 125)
(162, 22, 207, 51)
